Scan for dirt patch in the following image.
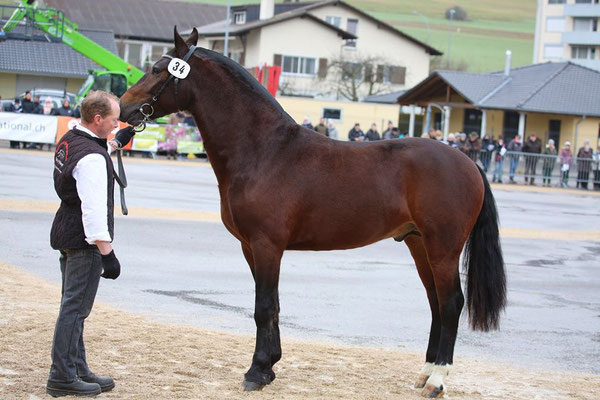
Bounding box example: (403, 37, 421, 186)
(0, 262, 597, 400)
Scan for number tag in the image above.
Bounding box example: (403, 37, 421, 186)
(167, 58, 191, 79)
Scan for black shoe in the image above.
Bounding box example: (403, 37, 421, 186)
(80, 373, 115, 392)
(46, 378, 101, 397)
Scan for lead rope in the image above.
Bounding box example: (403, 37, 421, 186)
(113, 149, 128, 215)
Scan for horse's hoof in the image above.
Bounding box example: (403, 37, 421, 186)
(421, 383, 445, 398)
(414, 374, 429, 388)
(242, 380, 265, 392)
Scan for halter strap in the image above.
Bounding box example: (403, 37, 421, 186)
(136, 45, 197, 131)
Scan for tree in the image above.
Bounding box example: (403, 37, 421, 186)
(445, 6, 467, 21)
(327, 53, 405, 101)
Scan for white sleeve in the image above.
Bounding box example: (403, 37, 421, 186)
(73, 153, 112, 244)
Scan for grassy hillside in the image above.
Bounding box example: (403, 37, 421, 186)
(192, 0, 537, 73)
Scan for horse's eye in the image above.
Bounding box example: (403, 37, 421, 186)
(152, 66, 160, 75)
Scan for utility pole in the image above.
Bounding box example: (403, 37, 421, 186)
(412, 10, 430, 44)
(446, 8, 456, 68)
(224, 0, 231, 57)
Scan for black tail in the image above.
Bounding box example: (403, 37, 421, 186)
(463, 166, 507, 331)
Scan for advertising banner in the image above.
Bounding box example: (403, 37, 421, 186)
(0, 113, 58, 144)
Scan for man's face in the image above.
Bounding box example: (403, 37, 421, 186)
(354, 125, 360, 131)
(94, 100, 120, 138)
(25, 93, 31, 101)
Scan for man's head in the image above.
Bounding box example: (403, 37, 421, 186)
(387, 120, 393, 128)
(530, 134, 537, 141)
(80, 91, 120, 138)
(371, 123, 377, 131)
(24, 91, 31, 101)
(354, 123, 360, 131)
(319, 117, 326, 125)
(33, 96, 40, 103)
(63, 99, 70, 108)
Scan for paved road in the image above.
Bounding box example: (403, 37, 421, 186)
(1, 149, 599, 374)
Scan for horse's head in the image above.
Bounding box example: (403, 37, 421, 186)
(119, 27, 199, 126)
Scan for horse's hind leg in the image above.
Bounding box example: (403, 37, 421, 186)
(405, 236, 441, 389)
(420, 239, 464, 398)
(241, 239, 283, 391)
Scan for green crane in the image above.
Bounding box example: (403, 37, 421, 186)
(1, 0, 144, 103)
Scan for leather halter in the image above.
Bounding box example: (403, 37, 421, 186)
(135, 44, 197, 132)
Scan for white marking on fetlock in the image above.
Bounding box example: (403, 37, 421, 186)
(419, 362, 435, 376)
(425, 364, 451, 390)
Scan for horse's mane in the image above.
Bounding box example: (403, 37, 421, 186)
(193, 47, 295, 123)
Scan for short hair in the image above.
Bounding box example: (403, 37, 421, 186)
(80, 90, 119, 124)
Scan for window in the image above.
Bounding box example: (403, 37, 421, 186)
(345, 18, 358, 47)
(544, 44, 564, 58)
(151, 45, 167, 63)
(548, 0, 565, 3)
(325, 16, 341, 27)
(128, 43, 142, 68)
(282, 55, 317, 75)
(463, 109, 482, 136)
(573, 17, 594, 32)
(234, 11, 246, 24)
(571, 45, 596, 59)
(322, 108, 342, 122)
(546, 17, 565, 32)
(575, 0, 592, 3)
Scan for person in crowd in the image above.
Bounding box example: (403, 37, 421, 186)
(464, 131, 481, 162)
(456, 132, 468, 153)
(541, 139, 557, 187)
(507, 135, 522, 183)
(492, 137, 507, 184)
(348, 123, 365, 142)
(301, 116, 313, 130)
(327, 122, 338, 140)
(593, 145, 600, 191)
(314, 117, 328, 136)
(42, 98, 54, 115)
(183, 112, 196, 127)
(427, 129, 437, 140)
(365, 123, 380, 141)
(576, 140, 594, 189)
(46, 91, 135, 397)
(382, 121, 394, 139)
(32, 96, 43, 114)
(390, 127, 401, 139)
(168, 111, 185, 125)
(522, 134, 542, 185)
(20, 91, 36, 114)
(435, 130, 444, 141)
(481, 134, 494, 173)
(446, 133, 458, 149)
(4, 97, 20, 112)
(559, 141, 573, 188)
(52, 100, 75, 117)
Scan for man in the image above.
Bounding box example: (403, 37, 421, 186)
(52, 99, 75, 117)
(20, 91, 36, 113)
(382, 120, 395, 140)
(522, 133, 541, 185)
(46, 91, 135, 397)
(314, 117, 328, 136)
(365, 123, 380, 141)
(507, 135, 522, 183)
(348, 123, 365, 142)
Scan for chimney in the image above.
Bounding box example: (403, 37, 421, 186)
(260, 0, 274, 20)
(504, 50, 512, 77)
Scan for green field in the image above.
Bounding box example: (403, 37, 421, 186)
(192, 0, 537, 72)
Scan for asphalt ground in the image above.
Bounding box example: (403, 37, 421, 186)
(1, 147, 599, 375)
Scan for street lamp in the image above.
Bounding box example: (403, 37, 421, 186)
(411, 10, 430, 45)
(446, 8, 456, 68)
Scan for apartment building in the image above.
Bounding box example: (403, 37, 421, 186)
(534, 0, 600, 70)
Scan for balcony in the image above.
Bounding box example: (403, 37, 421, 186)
(562, 31, 600, 45)
(564, 3, 600, 17)
(569, 58, 600, 71)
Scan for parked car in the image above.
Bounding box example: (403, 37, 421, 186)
(16, 89, 76, 110)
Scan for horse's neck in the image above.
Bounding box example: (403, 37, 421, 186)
(190, 98, 291, 185)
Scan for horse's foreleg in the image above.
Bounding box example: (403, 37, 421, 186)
(405, 236, 440, 389)
(242, 240, 283, 392)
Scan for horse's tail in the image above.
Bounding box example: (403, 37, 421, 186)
(463, 166, 507, 331)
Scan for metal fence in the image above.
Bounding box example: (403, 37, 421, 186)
(473, 150, 600, 189)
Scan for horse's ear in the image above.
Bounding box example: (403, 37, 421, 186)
(186, 28, 198, 47)
(173, 26, 187, 56)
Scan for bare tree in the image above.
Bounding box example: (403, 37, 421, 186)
(327, 53, 402, 101)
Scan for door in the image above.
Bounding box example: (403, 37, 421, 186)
(548, 120, 561, 146)
(503, 111, 520, 142)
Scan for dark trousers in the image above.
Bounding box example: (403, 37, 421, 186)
(48, 248, 102, 383)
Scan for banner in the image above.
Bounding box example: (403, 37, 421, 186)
(0, 113, 57, 144)
(176, 140, 204, 154)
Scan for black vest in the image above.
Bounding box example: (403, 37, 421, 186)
(50, 128, 114, 250)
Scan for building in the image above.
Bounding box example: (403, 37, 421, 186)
(191, 0, 441, 100)
(533, 0, 600, 71)
(397, 58, 600, 151)
(0, 0, 225, 99)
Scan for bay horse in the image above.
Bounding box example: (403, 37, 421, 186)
(120, 27, 506, 398)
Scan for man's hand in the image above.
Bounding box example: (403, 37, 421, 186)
(101, 250, 121, 280)
(113, 126, 136, 149)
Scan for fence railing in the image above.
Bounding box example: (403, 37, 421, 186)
(473, 149, 600, 189)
